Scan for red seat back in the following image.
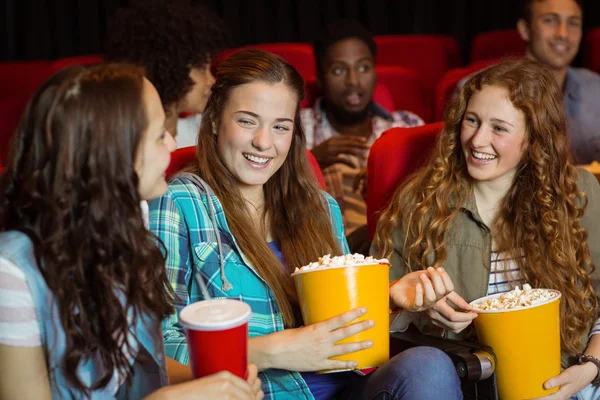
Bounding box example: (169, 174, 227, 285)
(0, 94, 31, 161)
(469, 29, 526, 63)
(216, 43, 315, 80)
(166, 146, 197, 179)
(584, 28, 600, 74)
(435, 34, 462, 69)
(434, 58, 501, 121)
(166, 146, 326, 190)
(0, 61, 53, 98)
(51, 54, 103, 72)
(374, 35, 449, 105)
(366, 122, 443, 238)
(376, 65, 429, 122)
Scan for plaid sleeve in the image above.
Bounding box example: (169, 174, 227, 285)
(323, 192, 350, 254)
(148, 189, 191, 365)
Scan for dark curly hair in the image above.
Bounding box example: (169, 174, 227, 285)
(104, 0, 227, 111)
(0, 64, 174, 396)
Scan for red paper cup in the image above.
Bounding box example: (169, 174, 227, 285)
(179, 299, 252, 379)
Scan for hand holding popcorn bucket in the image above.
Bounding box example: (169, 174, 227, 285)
(291, 254, 390, 373)
(470, 285, 562, 400)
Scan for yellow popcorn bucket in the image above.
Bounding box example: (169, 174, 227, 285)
(470, 290, 561, 400)
(292, 262, 390, 373)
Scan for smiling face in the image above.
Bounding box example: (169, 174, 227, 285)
(135, 78, 177, 200)
(216, 81, 297, 194)
(320, 38, 376, 123)
(518, 0, 582, 72)
(460, 85, 527, 185)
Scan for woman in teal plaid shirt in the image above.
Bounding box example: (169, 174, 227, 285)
(149, 50, 462, 399)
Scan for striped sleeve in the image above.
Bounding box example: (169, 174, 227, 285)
(590, 317, 600, 337)
(0, 257, 41, 347)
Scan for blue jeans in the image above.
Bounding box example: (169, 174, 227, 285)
(337, 346, 462, 399)
(572, 383, 600, 399)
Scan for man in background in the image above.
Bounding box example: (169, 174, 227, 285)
(302, 20, 424, 252)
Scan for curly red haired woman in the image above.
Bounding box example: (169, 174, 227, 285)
(374, 58, 600, 399)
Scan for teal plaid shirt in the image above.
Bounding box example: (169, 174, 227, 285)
(148, 175, 349, 399)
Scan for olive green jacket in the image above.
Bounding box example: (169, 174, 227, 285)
(375, 169, 600, 366)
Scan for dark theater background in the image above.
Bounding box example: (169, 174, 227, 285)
(2, 0, 600, 63)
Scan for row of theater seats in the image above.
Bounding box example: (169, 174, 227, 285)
(2, 28, 600, 167)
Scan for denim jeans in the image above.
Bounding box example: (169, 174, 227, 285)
(572, 383, 600, 399)
(336, 346, 463, 400)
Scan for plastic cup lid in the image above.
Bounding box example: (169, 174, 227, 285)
(179, 299, 252, 331)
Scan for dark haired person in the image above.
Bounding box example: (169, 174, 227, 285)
(104, 0, 227, 148)
(0, 64, 262, 399)
(301, 20, 424, 253)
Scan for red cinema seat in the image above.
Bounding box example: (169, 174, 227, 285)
(0, 94, 31, 161)
(434, 58, 502, 121)
(166, 146, 196, 180)
(366, 122, 443, 238)
(217, 43, 315, 80)
(435, 34, 462, 69)
(470, 29, 526, 63)
(0, 61, 53, 98)
(584, 28, 600, 74)
(166, 146, 326, 190)
(376, 65, 429, 122)
(374, 35, 449, 105)
(51, 54, 103, 72)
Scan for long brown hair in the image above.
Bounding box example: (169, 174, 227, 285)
(374, 58, 597, 355)
(0, 64, 174, 394)
(192, 49, 341, 327)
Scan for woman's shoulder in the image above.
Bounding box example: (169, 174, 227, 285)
(321, 191, 340, 208)
(576, 167, 600, 194)
(149, 174, 216, 220)
(165, 174, 209, 198)
(321, 191, 343, 219)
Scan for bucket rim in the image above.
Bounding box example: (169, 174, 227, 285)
(470, 289, 561, 314)
(290, 261, 390, 277)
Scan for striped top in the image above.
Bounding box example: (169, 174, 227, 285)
(0, 256, 137, 394)
(0, 257, 40, 347)
(488, 250, 600, 336)
(0, 200, 149, 392)
(487, 250, 524, 295)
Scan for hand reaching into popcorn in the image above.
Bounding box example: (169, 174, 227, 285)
(389, 267, 477, 333)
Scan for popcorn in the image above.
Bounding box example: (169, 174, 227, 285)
(293, 253, 389, 274)
(472, 284, 559, 311)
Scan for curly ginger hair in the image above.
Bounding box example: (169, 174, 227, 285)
(374, 58, 597, 356)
